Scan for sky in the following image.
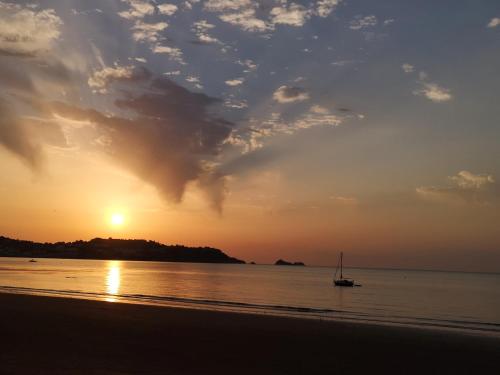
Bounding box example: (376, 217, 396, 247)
(1, 0, 500, 272)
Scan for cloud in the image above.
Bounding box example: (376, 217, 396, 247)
(152, 45, 184, 63)
(293, 108, 342, 130)
(414, 82, 452, 102)
(405, 66, 453, 103)
(0, 3, 74, 171)
(349, 15, 377, 30)
(157, 3, 178, 16)
(0, 2, 62, 57)
(236, 59, 258, 72)
(51, 76, 233, 211)
(224, 98, 248, 109)
(330, 59, 359, 67)
(270, 3, 311, 27)
(225, 78, 244, 86)
(205, 0, 342, 33)
(0, 60, 36, 92)
(219, 8, 270, 32)
(88, 64, 151, 93)
(401, 63, 414, 73)
(118, 1, 184, 63)
(186, 75, 203, 89)
(118, 0, 154, 20)
(310, 105, 329, 114)
(0, 98, 43, 170)
(487, 17, 500, 28)
(192, 19, 215, 30)
(315, 0, 341, 18)
(204, 0, 270, 33)
(186, 75, 200, 83)
(192, 20, 221, 44)
(71, 8, 104, 16)
(127, 20, 184, 64)
(228, 106, 343, 153)
(131, 20, 168, 43)
(204, 0, 252, 12)
(417, 171, 497, 204)
(450, 170, 494, 189)
(273, 85, 309, 103)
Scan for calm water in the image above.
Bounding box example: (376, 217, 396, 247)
(1, 257, 499, 335)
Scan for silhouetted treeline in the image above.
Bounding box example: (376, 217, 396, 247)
(0, 236, 245, 264)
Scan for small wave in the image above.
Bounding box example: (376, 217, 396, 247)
(1, 285, 499, 336)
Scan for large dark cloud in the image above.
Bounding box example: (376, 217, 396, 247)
(0, 98, 43, 170)
(0, 54, 74, 170)
(52, 76, 233, 211)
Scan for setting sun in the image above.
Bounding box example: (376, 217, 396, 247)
(110, 213, 125, 226)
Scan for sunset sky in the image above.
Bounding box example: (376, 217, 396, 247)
(1, 0, 499, 272)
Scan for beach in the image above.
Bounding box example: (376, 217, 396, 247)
(1, 293, 499, 374)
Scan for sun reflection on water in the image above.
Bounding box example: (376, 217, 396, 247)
(105, 261, 121, 302)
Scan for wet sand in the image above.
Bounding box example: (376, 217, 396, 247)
(0, 293, 499, 374)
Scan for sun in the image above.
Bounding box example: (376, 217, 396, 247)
(110, 213, 125, 226)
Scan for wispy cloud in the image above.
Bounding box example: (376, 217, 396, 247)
(131, 20, 168, 43)
(88, 64, 151, 93)
(0, 2, 62, 57)
(0, 2, 72, 171)
(228, 106, 343, 153)
(191, 20, 221, 44)
(236, 59, 258, 73)
(349, 15, 377, 30)
(152, 45, 185, 63)
(417, 171, 496, 204)
(315, 0, 341, 18)
(273, 85, 309, 103)
(403, 64, 453, 103)
(401, 63, 414, 73)
(270, 3, 311, 27)
(205, 0, 342, 33)
(414, 81, 452, 103)
(225, 78, 244, 86)
(487, 17, 500, 28)
(157, 3, 178, 16)
(118, 0, 154, 20)
(219, 8, 270, 32)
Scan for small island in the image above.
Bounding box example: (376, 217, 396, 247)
(274, 259, 305, 266)
(0, 236, 245, 264)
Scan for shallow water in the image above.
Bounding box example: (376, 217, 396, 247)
(1, 257, 499, 335)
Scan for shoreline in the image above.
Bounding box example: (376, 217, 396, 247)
(1, 293, 499, 374)
(1, 286, 499, 338)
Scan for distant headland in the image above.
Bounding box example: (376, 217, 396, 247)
(0, 236, 245, 264)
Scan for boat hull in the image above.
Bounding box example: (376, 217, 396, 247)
(334, 279, 354, 287)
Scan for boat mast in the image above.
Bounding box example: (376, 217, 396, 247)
(340, 252, 343, 279)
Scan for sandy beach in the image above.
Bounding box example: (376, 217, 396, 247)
(0, 293, 499, 374)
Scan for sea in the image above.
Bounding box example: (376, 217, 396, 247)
(1, 257, 499, 336)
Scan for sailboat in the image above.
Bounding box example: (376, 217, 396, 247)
(333, 252, 354, 287)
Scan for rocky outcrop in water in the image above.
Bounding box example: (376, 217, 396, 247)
(274, 259, 305, 266)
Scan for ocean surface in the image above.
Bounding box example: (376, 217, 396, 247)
(1, 257, 499, 335)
